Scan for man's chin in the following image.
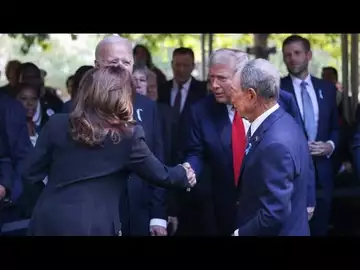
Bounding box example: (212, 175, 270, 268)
(214, 95, 228, 104)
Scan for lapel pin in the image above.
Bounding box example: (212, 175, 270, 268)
(319, 90, 323, 100)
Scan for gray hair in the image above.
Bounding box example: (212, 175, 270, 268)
(209, 48, 249, 73)
(133, 62, 149, 76)
(239, 58, 280, 100)
(95, 35, 132, 59)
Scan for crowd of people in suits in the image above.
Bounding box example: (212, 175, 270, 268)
(0, 33, 358, 236)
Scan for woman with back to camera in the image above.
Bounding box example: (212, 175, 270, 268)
(22, 65, 196, 236)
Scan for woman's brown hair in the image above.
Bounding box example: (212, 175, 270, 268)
(69, 65, 136, 146)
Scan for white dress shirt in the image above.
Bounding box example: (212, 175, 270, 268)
(170, 78, 192, 113)
(290, 75, 335, 155)
(233, 103, 280, 236)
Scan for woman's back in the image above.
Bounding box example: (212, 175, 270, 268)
(22, 65, 193, 236)
(25, 114, 133, 236)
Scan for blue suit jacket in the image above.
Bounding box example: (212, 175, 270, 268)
(61, 94, 166, 235)
(0, 93, 32, 201)
(236, 107, 310, 236)
(352, 122, 360, 179)
(278, 89, 316, 207)
(281, 76, 339, 199)
(124, 93, 166, 235)
(61, 100, 72, 113)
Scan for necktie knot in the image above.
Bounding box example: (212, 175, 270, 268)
(300, 81, 307, 90)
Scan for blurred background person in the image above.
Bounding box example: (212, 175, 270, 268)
(66, 75, 74, 97)
(18, 62, 63, 114)
(0, 60, 21, 97)
(62, 65, 93, 113)
(133, 44, 167, 87)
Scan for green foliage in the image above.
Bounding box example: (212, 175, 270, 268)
(8, 33, 342, 60)
(269, 34, 341, 58)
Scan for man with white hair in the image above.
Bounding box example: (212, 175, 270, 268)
(230, 58, 310, 236)
(94, 36, 168, 236)
(178, 49, 250, 235)
(179, 48, 312, 235)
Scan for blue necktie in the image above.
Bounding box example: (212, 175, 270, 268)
(245, 126, 252, 155)
(300, 81, 317, 141)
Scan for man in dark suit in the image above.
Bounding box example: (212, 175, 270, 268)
(280, 35, 339, 236)
(0, 60, 21, 97)
(182, 48, 314, 235)
(94, 35, 167, 236)
(0, 92, 32, 233)
(352, 123, 360, 180)
(157, 47, 208, 165)
(157, 47, 208, 234)
(230, 58, 310, 236)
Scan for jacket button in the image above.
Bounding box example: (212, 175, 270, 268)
(235, 201, 240, 206)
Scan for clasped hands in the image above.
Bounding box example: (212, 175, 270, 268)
(180, 162, 197, 188)
(308, 141, 333, 157)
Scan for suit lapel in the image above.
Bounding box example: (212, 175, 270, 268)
(237, 108, 286, 189)
(282, 75, 301, 112)
(211, 98, 233, 166)
(281, 75, 308, 136)
(310, 76, 325, 141)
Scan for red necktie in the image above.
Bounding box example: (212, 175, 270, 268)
(232, 111, 246, 185)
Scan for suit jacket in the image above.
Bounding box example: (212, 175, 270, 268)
(61, 100, 72, 113)
(42, 87, 64, 113)
(22, 114, 190, 236)
(281, 76, 339, 198)
(61, 95, 167, 233)
(0, 92, 31, 201)
(352, 122, 360, 179)
(124, 93, 166, 235)
(184, 95, 238, 234)
(279, 89, 316, 207)
(0, 84, 15, 97)
(158, 77, 208, 164)
(236, 107, 310, 236)
(278, 89, 303, 126)
(157, 102, 173, 165)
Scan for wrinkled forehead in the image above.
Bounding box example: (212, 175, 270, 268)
(208, 63, 234, 77)
(97, 43, 133, 62)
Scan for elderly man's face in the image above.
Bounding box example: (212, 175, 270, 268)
(230, 71, 255, 118)
(147, 73, 158, 101)
(133, 70, 148, 96)
(95, 43, 134, 73)
(208, 63, 233, 104)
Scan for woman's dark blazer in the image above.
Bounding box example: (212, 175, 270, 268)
(22, 114, 190, 236)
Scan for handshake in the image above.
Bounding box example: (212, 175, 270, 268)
(180, 162, 197, 190)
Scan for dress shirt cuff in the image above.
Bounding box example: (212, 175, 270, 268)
(232, 229, 239, 236)
(326, 140, 335, 158)
(307, 207, 315, 213)
(150, 218, 167, 228)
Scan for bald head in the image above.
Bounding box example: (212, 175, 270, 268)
(95, 35, 134, 73)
